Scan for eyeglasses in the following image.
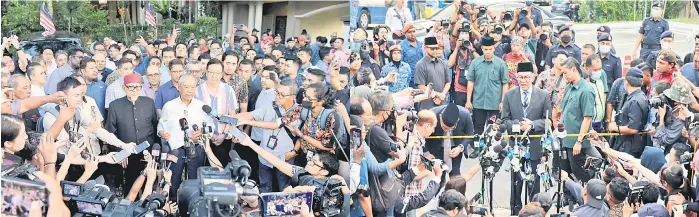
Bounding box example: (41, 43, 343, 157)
(276, 92, 294, 98)
(309, 160, 325, 169)
(125, 85, 142, 91)
(146, 73, 161, 78)
(188, 69, 203, 74)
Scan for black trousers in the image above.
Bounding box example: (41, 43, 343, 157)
(234, 140, 260, 183)
(510, 159, 541, 215)
(451, 91, 467, 107)
(209, 139, 233, 167)
(560, 147, 591, 183)
(472, 109, 500, 135)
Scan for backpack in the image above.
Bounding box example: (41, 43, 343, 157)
(36, 104, 61, 133)
(299, 107, 349, 162)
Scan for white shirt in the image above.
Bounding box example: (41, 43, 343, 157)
(157, 97, 215, 150)
(385, 6, 413, 34)
(106, 60, 116, 71)
(41, 97, 105, 155)
(46, 62, 57, 78)
(31, 84, 46, 97)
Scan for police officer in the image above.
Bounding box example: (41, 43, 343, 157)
(608, 67, 649, 158)
(597, 34, 622, 89)
(284, 37, 299, 57)
(544, 25, 581, 70)
(596, 25, 616, 55)
(633, 1, 669, 60)
(646, 31, 683, 70)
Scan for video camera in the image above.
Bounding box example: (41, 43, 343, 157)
(628, 185, 647, 205)
(101, 194, 167, 217)
(296, 174, 346, 217)
(178, 151, 258, 217)
(60, 179, 119, 216)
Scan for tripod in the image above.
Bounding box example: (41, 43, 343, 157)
(480, 166, 496, 214)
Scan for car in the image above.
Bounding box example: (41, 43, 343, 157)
(550, 0, 569, 14)
(19, 31, 83, 57)
(410, 1, 572, 40)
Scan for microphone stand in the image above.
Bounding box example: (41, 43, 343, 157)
(478, 123, 495, 214)
(553, 127, 567, 214)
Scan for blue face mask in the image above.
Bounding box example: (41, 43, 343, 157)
(599, 45, 611, 54)
(591, 70, 603, 80)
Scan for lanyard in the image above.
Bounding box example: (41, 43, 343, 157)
(308, 108, 325, 138)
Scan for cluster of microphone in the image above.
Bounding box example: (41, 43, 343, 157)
(148, 143, 179, 171)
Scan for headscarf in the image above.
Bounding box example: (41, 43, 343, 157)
(640, 146, 667, 173)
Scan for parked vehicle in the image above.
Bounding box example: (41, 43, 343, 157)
(563, 3, 580, 22)
(19, 31, 83, 57)
(550, 0, 568, 14)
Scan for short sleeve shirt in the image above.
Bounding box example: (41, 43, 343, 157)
(560, 79, 596, 148)
(466, 56, 509, 110)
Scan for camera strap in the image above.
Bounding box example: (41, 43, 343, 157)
(273, 103, 297, 141)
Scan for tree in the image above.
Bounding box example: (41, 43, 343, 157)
(1, 1, 43, 37)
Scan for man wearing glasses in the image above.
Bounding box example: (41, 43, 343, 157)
(45, 48, 85, 94)
(234, 78, 302, 193)
(105, 73, 159, 195)
(142, 65, 162, 100)
(500, 63, 551, 215)
(105, 58, 144, 111)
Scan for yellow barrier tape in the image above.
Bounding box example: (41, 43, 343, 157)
(426, 132, 647, 139)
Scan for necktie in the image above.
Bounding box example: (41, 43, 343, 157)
(523, 90, 529, 116)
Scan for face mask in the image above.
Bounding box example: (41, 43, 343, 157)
(591, 70, 602, 80)
(301, 100, 313, 109)
(651, 9, 662, 18)
(661, 42, 672, 50)
(561, 35, 572, 44)
(599, 45, 611, 54)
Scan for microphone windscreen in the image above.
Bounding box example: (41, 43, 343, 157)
(179, 118, 187, 128)
(492, 144, 503, 153)
(161, 144, 170, 154)
(192, 124, 199, 131)
(498, 126, 507, 133)
(557, 123, 565, 132)
(202, 105, 212, 114)
(152, 143, 161, 151)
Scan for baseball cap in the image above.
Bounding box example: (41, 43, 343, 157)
(585, 179, 607, 209)
(626, 67, 644, 78)
(638, 203, 670, 217)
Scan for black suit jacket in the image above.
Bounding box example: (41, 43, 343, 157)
(501, 87, 552, 160)
(425, 105, 475, 161)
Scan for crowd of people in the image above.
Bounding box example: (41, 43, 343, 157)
(348, 0, 699, 217)
(1, 23, 352, 217)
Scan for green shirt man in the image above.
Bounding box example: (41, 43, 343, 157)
(560, 78, 596, 148)
(466, 56, 509, 111)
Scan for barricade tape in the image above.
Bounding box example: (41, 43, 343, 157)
(426, 132, 648, 139)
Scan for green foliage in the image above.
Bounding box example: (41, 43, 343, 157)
(52, 0, 109, 39)
(577, 0, 692, 23)
(1, 1, 42, 37)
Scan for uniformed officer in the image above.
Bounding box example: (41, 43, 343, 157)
(544, 25, 581, 70)
(608, 67, 649, 158)
(596, 25, 616, 55)
(633, 1, 669, 60)
(597, 34, 622, 89)
(646, 31, 683, 70)
(284, 37, 299, 57)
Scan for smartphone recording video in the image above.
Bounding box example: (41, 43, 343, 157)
(350, 128, 362, 149)
(1, 177, 48, 217)
(261, 192, 313, 216)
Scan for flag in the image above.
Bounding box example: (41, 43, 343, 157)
(145, 0, 157, 28)
(39, 1, 56, 37)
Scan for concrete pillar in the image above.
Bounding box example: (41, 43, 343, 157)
(222, 3, 229, 37)
(254, 2, 263, 32)
(130, 1, 138, 24)
(285, 1, 297, 38)
(229, 3, 236, 30)
(248, 3, 255, 29)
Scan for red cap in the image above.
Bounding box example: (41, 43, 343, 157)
(124, 73, 142, 85)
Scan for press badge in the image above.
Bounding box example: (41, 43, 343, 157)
(266, 135, 279, 150)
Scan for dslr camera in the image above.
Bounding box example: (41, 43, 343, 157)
(648, 93, 671, 108)
(520, 7, 529, 16)
(459, 21, 471, 33)
(503, 10, 514, 21)
(540, 30, 551, 41)
(477, 6, 487, 18)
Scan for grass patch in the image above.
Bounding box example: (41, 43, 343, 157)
(670, 18, 699, 24)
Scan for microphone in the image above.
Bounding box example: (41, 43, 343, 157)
(166, 149, 179, 168)
(228, 150, 251, 181)
(202, 105, 218, 120)
(159, 144, 169, 170)
(151, 143, 161, 161)
(555, 124, 567, 139)
(179, 118, 189, 131)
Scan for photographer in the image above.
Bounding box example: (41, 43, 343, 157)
(623, 180, 667, 217)
(607, 68, 650, 158)
(559, 170, 610, 217)
(533, 21, 555, 73)
(421, 189, 488, 217)
(661, 164, 696, 214)
(517, 1, 543, 29)
(544, 26, 581, 71)
(448, 25, 478, 106)
(653, 82, 692, 153)
(607, 177, 631, 217)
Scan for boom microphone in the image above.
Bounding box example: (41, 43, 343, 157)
(202, 105, 218, 120)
